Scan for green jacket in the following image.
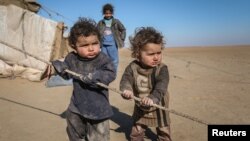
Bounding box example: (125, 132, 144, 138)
(97, 18, 126, 48)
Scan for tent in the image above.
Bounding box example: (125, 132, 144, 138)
(0, 0, 70, 81)
(0, 0, 41, 13)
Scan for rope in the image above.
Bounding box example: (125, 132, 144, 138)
(0, 40, 209, 125)
(64, 69, 209, 125)
(39, 5, 75, 24)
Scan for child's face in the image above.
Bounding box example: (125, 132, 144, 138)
(138, 43, 162, 67)
(104, 10, 113, 19)
(75, 35, 101, 59)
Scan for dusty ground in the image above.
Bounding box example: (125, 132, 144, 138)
(0, 46, 250, 141)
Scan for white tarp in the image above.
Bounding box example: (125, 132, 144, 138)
(0, 59, 43, 81)
(0, 4, 61, 81)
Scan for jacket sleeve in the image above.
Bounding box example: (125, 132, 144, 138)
(148, 65, 169, 104)
(54, 54, 73, 80)
(97, 20, 102, 31)
(120, 64, 134, 92)
(116, 19, 126, 42)
(91, 56, 116, 85)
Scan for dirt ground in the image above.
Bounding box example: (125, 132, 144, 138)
(0, 46, 250, 141)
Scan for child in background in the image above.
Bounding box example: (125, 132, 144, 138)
(120, 27, 172, 141)
(97, 3, 126, 73)
(49, 17, 116, 141)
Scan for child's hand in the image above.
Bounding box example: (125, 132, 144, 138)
(52, 60, 68, 74)
(80, 73, 96, 85)
(121, 90, 133, 100)
(141, 97, 154, 106)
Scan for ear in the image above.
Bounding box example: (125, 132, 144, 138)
(136, 53, 140, 60)
(136, 52, 139, 57)
(70, 44, 75, 48)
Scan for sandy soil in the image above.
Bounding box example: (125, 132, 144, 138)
(0, 46, 250, 141)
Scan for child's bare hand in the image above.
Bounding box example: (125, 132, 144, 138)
(141, 97, 153, 106)
(121, 90, 133, 100)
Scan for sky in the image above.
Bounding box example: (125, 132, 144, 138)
(37, 0, 250, 47)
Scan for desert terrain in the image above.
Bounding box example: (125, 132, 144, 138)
(0, 46, 250, 141)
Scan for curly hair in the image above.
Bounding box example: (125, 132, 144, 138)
(129, 27, 165, 58)
(102, 3, 114, 14)
(68, 17, 101, 49)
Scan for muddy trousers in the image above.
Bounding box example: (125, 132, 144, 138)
(130, 125, 172, 141)
(66, 110, 110, 141)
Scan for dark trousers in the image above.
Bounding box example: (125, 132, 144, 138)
(66, 110, 110, 141)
